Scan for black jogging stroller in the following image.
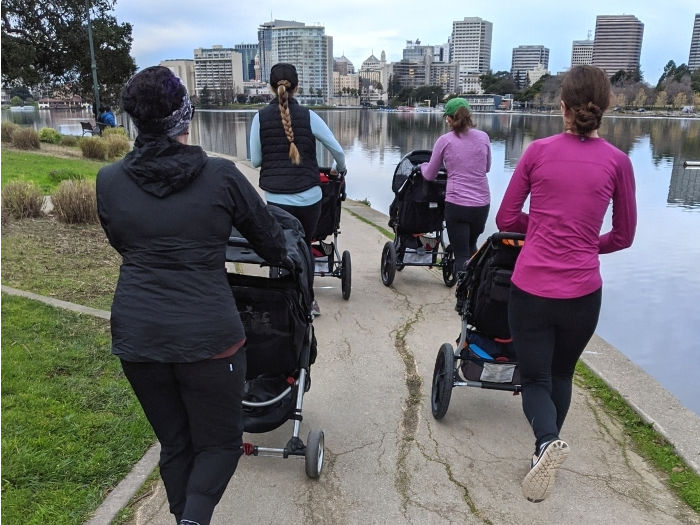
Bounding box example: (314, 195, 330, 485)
(226, 206, 324, 478)
(311, 168, 351, 300)
(431, 232, 525, 419)
(380, 150, 456, 287)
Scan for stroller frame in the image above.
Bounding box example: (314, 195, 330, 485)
(380, 150, 456, 288)
(431, 232, 525, 420)
(226, 217, 325, 479)
(312, 168, 351, 300)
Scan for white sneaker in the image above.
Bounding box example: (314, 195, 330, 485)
(310, 300, 321, 318)
(521, 439, 569, 503)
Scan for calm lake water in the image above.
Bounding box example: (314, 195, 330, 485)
(6, 108, 700, 415)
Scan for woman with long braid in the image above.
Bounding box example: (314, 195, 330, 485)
(250, 62, 346, 317)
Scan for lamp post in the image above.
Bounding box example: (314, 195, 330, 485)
(86, 1, 100, 118)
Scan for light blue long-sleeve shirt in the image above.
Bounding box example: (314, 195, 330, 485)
(249, 109, 346, 206)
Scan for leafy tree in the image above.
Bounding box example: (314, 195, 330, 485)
(672, 92, 688, 109)
(10, 96, 23, 106)
(479, 71, 516, 95)
(633, 88, 648, 108)
(2, 0, 136, 105)
(10, 86, 33, 100)
(199, 86, 211, 106)
(655, 91, 668, 108)
(692, 69, 700, 93)
(413, 85, 444, 107)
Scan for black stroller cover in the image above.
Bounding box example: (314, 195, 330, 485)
(226, 205, 316, 433)
(388, 150, 447, 235)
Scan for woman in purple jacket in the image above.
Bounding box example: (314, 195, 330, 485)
(496, 65, 637, 503)
(421, 97, 491, 275)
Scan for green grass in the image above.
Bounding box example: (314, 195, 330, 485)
(1, 149, 108, 193)
(1, 295, 154, 525)
(576, 363, 700, 511)
(1, 217, 119, 310)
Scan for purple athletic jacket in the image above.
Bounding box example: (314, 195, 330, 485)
(420, 128, 491, 207)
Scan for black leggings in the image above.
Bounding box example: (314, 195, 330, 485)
(121, 350, 246, 525)
(508, 285, 602, 453)
(444, 202, 489, 273)
(267, 200, 322, 246)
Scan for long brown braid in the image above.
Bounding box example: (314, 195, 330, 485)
(276, 81, 301, 165)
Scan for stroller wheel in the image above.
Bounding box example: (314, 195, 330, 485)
(341, 250, 352, 300)
(431, 343, 455, 419)
(305, 429, 324, 479)
(380, 242, 397, 286)
(442, 245, 457, 287)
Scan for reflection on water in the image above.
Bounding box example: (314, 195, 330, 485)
(4, 108, 700, 414)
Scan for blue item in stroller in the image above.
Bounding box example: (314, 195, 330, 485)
(226, 205, 324, 478)
(431, 232, 525, 420)
(380, 150, 456, 287)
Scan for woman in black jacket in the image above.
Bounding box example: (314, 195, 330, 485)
(97, 66, 288, 525)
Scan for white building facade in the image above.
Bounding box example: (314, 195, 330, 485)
(193, 45, 244, 103)
(450, 17, 492, 93)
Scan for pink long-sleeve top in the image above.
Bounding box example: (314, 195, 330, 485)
(420, 128, 491, 206)
(495, 132, 637, 299)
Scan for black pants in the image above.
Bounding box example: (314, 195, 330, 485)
(121, 350, 246, 525)
(508, 285, 602, 453)
(267, 200, 322, 246)
(444, 202, 490, 274)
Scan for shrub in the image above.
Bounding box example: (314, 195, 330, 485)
(48, 169, 85, 184)
(104, 133, 131, 158)
(60, 135, 79, 147)
(2, 121, 19, 142)
(11, 127, 40, 150)
(102, 126, 128, 138)
(38, 127, 62, 144)
(80, 136, 108, 160)
(1, 181, 44, 219)
(51, 179, 99, 224)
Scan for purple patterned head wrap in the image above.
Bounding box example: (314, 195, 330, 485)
(125, 68, 193, 137)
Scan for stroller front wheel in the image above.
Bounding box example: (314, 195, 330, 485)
(305, 429, 325, 479)
(380, 242, 397, 286)
(431, 343, 455, 419)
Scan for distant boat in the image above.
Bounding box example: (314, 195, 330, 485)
(9, 106, 36, 112)
(397, 106, 414, 112)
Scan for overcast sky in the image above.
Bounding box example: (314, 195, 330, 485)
(112, 0, 698, 85)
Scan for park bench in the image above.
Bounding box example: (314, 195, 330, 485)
(80, 121, 106, 136)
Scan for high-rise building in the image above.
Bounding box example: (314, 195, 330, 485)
(334, 55, 355, 75)
(450, 17, 492, 92)
(403, 39, 433, 62)
(511, 45, 549, 89)
(689, 14, 700, 71)
(193, 45, 244, 103)
(571, 40, 594, 67)
(591, 15, 644, 76)
(234, 44, 258, 81)
(256, 20, 331, 103)
(160, 59, 196, 97)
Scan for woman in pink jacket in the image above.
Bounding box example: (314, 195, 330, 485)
(496, 65, 636, 503)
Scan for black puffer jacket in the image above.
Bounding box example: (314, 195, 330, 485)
(97, 134, 287, 362)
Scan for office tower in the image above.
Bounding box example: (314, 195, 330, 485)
(511, 45, 549, 89)
(234, 44, 258, 81)
(450, 17, 492, 92)
(257, 20, 330, 102)
(571, 40, 594, 67)
(193, 46, 244, 102)
(334, 55, 355, 75)
(690, 14, 700, 71)
(592, 15, 644, 76)
(160, 59, 196, 96)
(403, 40, 433, 62)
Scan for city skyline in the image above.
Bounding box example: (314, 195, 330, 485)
(112, 1, 697, 84)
